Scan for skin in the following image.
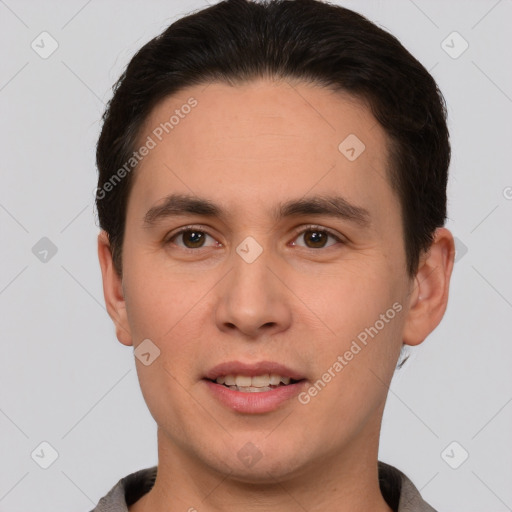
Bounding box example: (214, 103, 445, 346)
(98, 78, 455, 512)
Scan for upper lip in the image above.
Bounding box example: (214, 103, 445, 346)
(204, 360, 305, 381)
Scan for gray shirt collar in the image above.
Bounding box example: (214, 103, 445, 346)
(90, 462, 437, 512)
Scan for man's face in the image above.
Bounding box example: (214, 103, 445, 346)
(115, 79, 414, 480)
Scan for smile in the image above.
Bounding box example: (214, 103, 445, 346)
(203, 360, 307, 412)
(213, 374, 298, 392)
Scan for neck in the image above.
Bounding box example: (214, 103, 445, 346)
(130, 422, 393, 512)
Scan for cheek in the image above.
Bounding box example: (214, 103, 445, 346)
(298, 259, 407, 385)
(298, 287, 405, 430)
(134, 358, 197, 443)
(122, 244, 203, 340)
(122, 250, 217, 383)
(300, 259, 402, 331)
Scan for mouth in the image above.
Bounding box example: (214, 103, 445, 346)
(206, 374, 303, 393)
(202, 361, 307, 413)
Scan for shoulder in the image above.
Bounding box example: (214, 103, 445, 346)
(89, 466, 157, 512)
(378, 461, 438, 512)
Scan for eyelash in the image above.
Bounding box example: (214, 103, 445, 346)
(164, 224, 345, 253)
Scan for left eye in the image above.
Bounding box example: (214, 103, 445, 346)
(291, 228, 341, 249)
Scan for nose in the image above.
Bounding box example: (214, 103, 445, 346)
(214, 246, 292, 339)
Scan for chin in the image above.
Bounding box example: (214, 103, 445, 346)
(199, 435, 313, 484)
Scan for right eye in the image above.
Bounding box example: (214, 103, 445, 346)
(165, 226, 222, 251)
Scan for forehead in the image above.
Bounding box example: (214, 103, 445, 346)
(131, 78, 396, 224)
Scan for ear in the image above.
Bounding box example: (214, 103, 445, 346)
(402, 227, 455, 346)
(97, 230, 133, 346)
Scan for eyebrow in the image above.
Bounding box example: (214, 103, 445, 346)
(143, 193, 371, 228)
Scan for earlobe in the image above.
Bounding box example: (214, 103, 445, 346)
(402, 227, 455, 347)
(97, 231, 133, 346)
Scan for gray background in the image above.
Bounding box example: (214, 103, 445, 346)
(1, 0, 511, 510)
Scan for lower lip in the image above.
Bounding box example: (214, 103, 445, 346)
(203, 379, 306, 413)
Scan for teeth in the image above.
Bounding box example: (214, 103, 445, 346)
(236, 386, 273, 393)
(224, 375, 236, 385)
(269, 374, 281, 385)
(251, 375, 270, 387)
(235, 375, 252, 387)
(214, 374, 295, 388)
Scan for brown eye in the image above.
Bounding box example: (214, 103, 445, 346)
(303, 230, 329, 248)
(167, 228, 218, 250)
(291, 227, 342, 249)
(181, 230, 206, 248)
